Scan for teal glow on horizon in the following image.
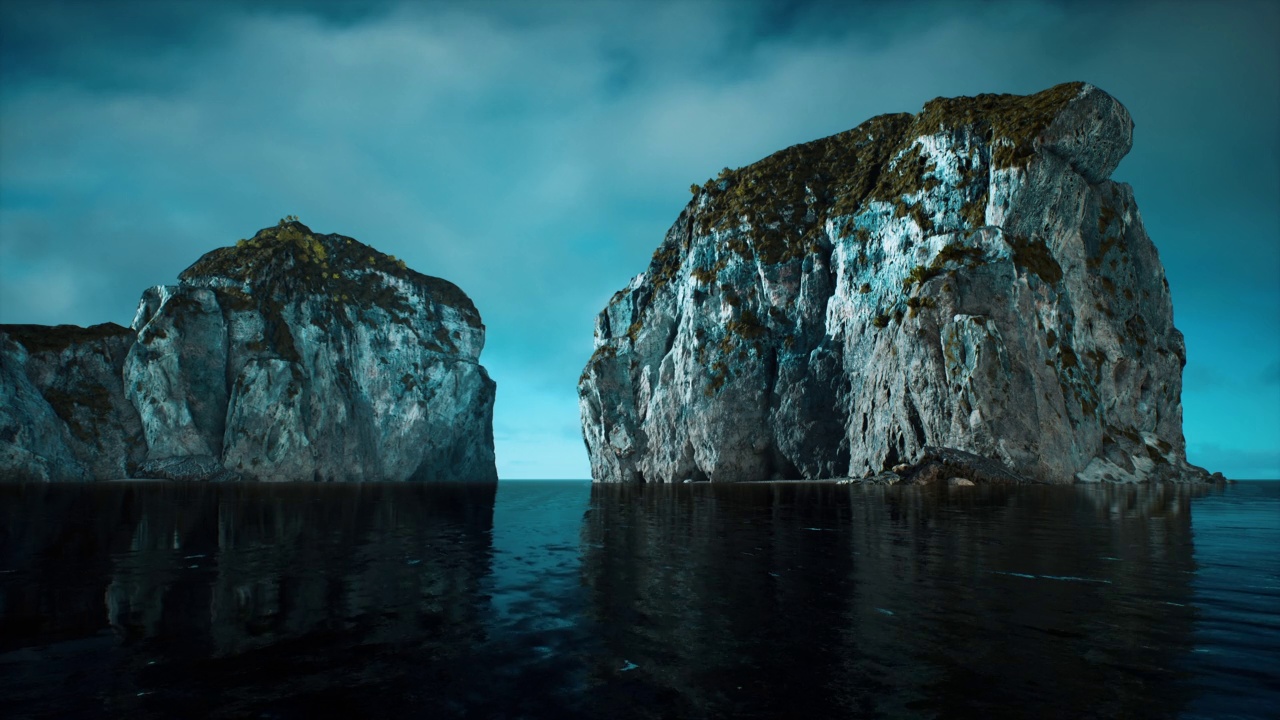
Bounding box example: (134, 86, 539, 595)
(2, 0, 1277, 478)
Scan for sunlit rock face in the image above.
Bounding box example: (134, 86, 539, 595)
(1, 220, 497, 482)
(579, 82, 1208, 484)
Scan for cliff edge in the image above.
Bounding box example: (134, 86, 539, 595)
(578, 82, 1209, 484)
(1, 219, 497, 482)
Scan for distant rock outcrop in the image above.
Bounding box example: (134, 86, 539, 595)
(578, 82, 1210, 484)
(1, 220, 497, 482)
(1, 323, 142, 481)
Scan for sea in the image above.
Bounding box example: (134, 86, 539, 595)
(1, 479, 1276, 719)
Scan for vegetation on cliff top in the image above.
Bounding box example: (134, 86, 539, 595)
(628, 84, 1088, 353)
(691, 111, 914, 265)
(181, 218, 482, 329)
(666, 82, 1086, 272)
(0, 323, 130, 443)
(0, 322, 133, 354)
(910, 81, 1085, 170)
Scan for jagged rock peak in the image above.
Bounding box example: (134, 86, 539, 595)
(579, 82, 1209, 485)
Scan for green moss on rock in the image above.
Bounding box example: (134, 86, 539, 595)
(694, 112, 915, 264)
(41, 381, 116, 443)
(906, 296, 937, 317)
(910, 82, 1085, 170)
(903, 265, 942, 290)
(1008, 234, 1064, 284)
(1089, 201, 1126, 270)
(213, 287, 256, 313)
(726, 309, 768, 340)
(902, 239, 989, 292)
(934, 240, 987, 268)
(679, 82, 1085, 269)
(705, 360, 731, 396)
(647, 244, 684, 291)
(183, 219, 482, 329)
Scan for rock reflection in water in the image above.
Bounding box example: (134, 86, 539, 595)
(0, 480, 1216, 719)
(0, 481, 496, 719)
(580, 482, 1202, 719)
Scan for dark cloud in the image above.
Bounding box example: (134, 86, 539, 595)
(2, 0, 1277, 477)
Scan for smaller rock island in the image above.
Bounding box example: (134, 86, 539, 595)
(578, 82, 1211, 485)
(1, 219, 497, 482)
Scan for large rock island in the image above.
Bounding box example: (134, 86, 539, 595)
(578, 82, 1209, 484)
(1, 219, 497, 482)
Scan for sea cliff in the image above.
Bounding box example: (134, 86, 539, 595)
(1, 220, 497, 482)
(579, 83, 1209, 484)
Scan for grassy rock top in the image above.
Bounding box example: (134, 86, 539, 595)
(0, 322, 133, 354)
(909, 81, 1085, 168)
(682, 82, 1089, 268)
(182, 219, 481, 328)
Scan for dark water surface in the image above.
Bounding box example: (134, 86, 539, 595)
(1, 480, 1276, 719)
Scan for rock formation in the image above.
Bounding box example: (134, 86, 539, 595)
(1, 323, 143, 481)
(578, 82, 1209, 484)
(1, 220, 497, 482)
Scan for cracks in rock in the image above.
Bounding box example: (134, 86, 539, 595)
(905, 392, 928, 450)
(883, 440, 901, 471)
(660, 313, 680, 366)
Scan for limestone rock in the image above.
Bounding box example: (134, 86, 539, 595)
(579, 82, 1209, 484)
(1, 220, 497, 482)
(1, 324, 143, 481)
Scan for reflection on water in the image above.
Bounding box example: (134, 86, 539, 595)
(581, 483, 1203, 719)
(0, 482, 497, 718)
(1, 480, 1275, 719)
(1183, 481, 1280, 719)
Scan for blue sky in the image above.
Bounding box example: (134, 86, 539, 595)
(1, 0, 1277, 479)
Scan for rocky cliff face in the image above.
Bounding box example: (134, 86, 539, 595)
(1, 324, 143, 481)
(1, 220, 496, 482)
(579, 82, 1209, 484)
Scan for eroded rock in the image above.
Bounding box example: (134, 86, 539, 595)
(579, 83, 1209, 484)
(1, 323, 142, 481)
(2, 220, 497, 482)
(900, 446, 1036, 486)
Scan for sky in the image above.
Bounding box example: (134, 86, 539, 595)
(1, 0, 1277, 479)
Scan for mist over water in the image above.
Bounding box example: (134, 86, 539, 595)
(0, 480, 1276, 718)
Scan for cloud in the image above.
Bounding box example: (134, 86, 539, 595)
(1, 0, 1278, 477)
